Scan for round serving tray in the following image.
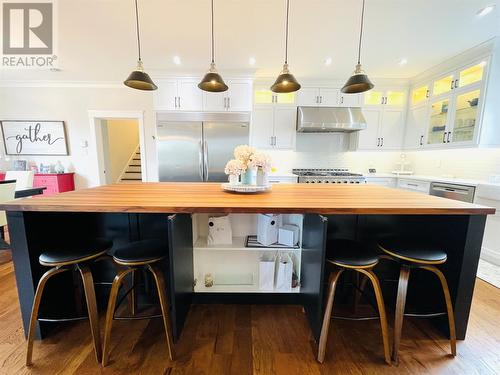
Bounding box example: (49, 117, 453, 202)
(221, 183, 272, 194)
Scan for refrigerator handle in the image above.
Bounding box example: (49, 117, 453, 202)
(198, 140, 204, 181)
(203, 140, 209, 181)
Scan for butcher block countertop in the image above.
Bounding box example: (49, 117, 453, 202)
(0, 183, 495, 215)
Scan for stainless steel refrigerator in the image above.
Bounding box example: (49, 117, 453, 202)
(157, 112, 250, 182)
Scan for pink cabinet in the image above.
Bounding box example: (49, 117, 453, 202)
(33, 173, 75, 196)
(0, 172, 75, 196)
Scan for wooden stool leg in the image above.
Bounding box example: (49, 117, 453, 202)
(357, 268, 391, 365)
(102, 268, 134, 367)
(317, 268, 343, 363)
(148, 264, 175, 362)
(393, 264, 411, 364)
(420, 265, 457, 356)
(130, 269, 137, 316)
(77, 264, 102, 364)
(26, 267, 67, 366)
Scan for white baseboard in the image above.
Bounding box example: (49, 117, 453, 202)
(481, 246, 500, 266)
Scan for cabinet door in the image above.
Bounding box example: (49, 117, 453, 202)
(274, 107, 297, 149)
(385, 91, 406, 107)
(251, 107, 274, 149)
(411, 85, 430, 107)
(404, 104, 428, 149)
(154, 79, 178, 110)
(357, 108, 381, 150)
(276, 92, 296, 105)
(254, 89, 274, 105)
(380, 108, 405, 149)
(338, 93, 361, 107)
(449, 88, 481, 144)
(296, 87, 320, 106)
(432, 74, 454, 97)
(203, 91, 226, 111)
(318, 88, 339, 106)
(228, 81, 252, 111)
(427, 98, 450, 145)
(457, 61, 487, 89)
(363, 90, 384, 107)
(178, 80, 203, 111)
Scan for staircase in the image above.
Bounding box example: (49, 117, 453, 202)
(119, 145, 142, 183)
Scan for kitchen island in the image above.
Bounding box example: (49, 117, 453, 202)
(0, 183, 494, 343)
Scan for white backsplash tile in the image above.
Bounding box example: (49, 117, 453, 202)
(266, 133, 500, 182)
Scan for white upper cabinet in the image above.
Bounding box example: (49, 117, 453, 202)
(154, 79, 178, 110)
(404, 103, 428, 149)
(296, 87, 360, 107)
(404, 58, 489, 149)
(203, 79, 252, 111)
(356, 87, 407, 151)
(254, 87, 296, 106)
(155, 78, 252, 112)
(177, 80, 203, 111)
(251, 105, 296, 150)
(357, 109, 382, 150)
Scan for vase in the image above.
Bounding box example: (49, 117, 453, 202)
(256, 168, 268, 186)
(228, 174, 239, 185)
(241, 169, 254, 185)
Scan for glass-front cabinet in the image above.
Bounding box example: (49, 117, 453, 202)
(363, 89, 406, 107)
(419, 58, 489, 148)
(254, 88, 295, 105)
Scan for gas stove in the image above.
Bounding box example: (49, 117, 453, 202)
(292, 168, 366, 184)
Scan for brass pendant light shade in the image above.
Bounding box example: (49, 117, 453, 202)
(342, 0, 374, 94)
(341, 63, 373, 94)
(124, 60, 158, 90)
(271, 0, 300, 93)
(198, 62, 228, 92)
(271, 63, 301, 93)
(124, 0, 157, 91)
(199, 0, 228, 92)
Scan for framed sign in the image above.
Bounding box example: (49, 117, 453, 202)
(1, 121, 69, 156)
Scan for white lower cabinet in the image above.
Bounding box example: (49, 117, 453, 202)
(192, 213, 304, 293)
(474, 185, 500, 265)
(397, 178, 431, 194)
(365, 177, 397, 187)
(251, 106, 296, 150)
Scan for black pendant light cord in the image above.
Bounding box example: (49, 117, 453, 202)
(134, 0, 142, 62)
(357, 0, 365, 65)
(284, 0, 290, 64)
(211, 0, 215, 63)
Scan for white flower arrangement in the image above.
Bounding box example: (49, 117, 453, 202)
(249, 152, 272, 172)
(233, 144, 256, 164)
(224, 159, 247, 176)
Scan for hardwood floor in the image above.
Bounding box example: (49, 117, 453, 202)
(0, 257, 499, 374)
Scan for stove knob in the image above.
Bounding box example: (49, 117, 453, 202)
(343, 181, 348, 183)
(355, 181, 360, 184)
(318, 180, 322, 183)
(325, 180, 329, 183)
(350, 181, 354, 184)
(305, 181, 310, 183)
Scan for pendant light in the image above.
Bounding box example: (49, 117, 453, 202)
(124, 0, 157, 91)
(198, 0, 228, 92)
(271, 0, 301, 93)
(341, 0, 374, 94)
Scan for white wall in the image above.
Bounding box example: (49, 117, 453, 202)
(102, 119, 139, 183)
(0, 85, 157, 189)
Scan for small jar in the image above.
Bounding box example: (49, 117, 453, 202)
(256, 167, 268, 186)
(241, 169, 254, 185)
(228, 174, 239, 185)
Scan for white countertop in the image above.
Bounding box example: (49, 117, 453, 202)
(364, 173, 500, 189)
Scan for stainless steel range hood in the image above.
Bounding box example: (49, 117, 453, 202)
(296, 106, 367, 133)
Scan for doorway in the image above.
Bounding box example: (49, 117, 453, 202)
(88, 111, 147, 186)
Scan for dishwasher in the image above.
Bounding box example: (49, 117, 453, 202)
(429, 182, 476, 203)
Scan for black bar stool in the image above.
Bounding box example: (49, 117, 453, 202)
(318, 239, 391, 364)
(102, 239, 174, 366)
(26, 238, 112, 366)
(378, 237, 456, 363)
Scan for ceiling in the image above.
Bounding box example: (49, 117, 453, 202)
(1, 0, 499, 82)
